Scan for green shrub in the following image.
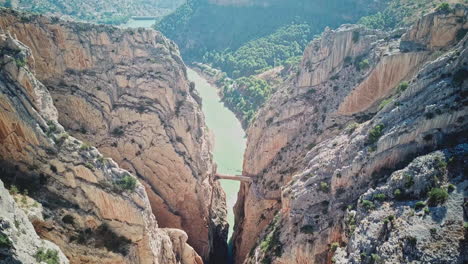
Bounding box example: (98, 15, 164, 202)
(394, 188, 406, 200)
(398, 81, 409, 92)
(368, 124, 385, 145)
(80, 143, 91, 151)
(97, 156, 105, 164)
(330, 242, 339, 252)
(447, 184, 455, 192)
(319, 182, 330, 193)
(259, 220, 283, 259)
(428, 188, 448, 205)
(414, 201, 425, 210)
(371, 253, 381, 263)
(15, 57, 26, 67)
(0, 233, 12, 248)
(424, 207, 430, 214)
(378, 98, 392, 110)
(384, 215, 395, 224)
(35, 248, 59, 264)
(46, 121, 58, 137)
(436, 3, 450, 13)
(55, 133, 69, 145)
(373, 193, 386, 202)
(115, 174, 137, 192)
(361, 200, 375, 211)
(84, 162, 94, 170)
(357, 58, 370, 71)
(9, 185, 19, 195)
(434, 157, 447, 171)
(404, 173, 414, 188)
(346, 122, 358, 134)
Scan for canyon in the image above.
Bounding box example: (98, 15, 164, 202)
(0, 8, 225, 264)
(0, 2, 467, 264)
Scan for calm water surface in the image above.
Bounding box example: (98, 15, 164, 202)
(187, 68, 246, 239)
(124, 19, 156, 28)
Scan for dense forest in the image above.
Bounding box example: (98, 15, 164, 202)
(157, 0, 379, 71)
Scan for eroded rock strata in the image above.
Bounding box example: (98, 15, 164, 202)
(0, 31, 204, 264)
(0, 8, 227, 264)
(234, 7, 467, 264)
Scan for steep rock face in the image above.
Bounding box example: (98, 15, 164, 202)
(0, 32, 203, 263)
(333, 146, 467, 264)
(0, 180, 69, 264)
(0, 9, 228, 263)
(234, 7, 467, 264)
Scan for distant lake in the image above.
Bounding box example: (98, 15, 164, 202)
(124, 18, 156, 28)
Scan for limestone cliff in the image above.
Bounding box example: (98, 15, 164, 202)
(0, 30, 204, 264)
(0, 180, 69, 264)
(333, 146, 467, 264)
(0, 8, 228, 264)
(234, 7, 467, 264)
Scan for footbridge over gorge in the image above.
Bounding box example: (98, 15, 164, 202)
(214, 173, 254, 183)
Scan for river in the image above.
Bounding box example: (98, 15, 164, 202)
(187, 69, 246, 240)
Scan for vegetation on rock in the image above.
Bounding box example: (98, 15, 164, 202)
(35, 248, 59, 264)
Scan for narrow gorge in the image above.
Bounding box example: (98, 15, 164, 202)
(0, 8, 226, 264)
(0, 1, 467, 264)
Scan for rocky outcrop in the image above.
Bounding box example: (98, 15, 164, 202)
(0, 8, 228, 263)
(0, 180, 69, 264)
(0, 20, 209, 264)
(400, 6, 468, 51)
(333, 146, 467, 264)
(234, 7, 467, 264)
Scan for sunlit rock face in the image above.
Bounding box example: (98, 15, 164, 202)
(0, 8, 228, 264)
(234, 7, 467, 264)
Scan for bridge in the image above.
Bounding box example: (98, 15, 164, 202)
(215, 173, 253, 183)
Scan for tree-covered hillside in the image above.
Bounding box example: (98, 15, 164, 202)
(0, 0, 185, 24)
(157, 0, 380, 73)
(358, 0, 465, 29)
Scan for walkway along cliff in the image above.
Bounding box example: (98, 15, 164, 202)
(233, 7, 468, 264)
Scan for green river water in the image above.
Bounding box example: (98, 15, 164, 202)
(187, 69, 246, 239)
(124, 18, 157, 28)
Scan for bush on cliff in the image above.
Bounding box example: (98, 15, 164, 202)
(428, 188, 448, 206)
(114, 174, 137, 192)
